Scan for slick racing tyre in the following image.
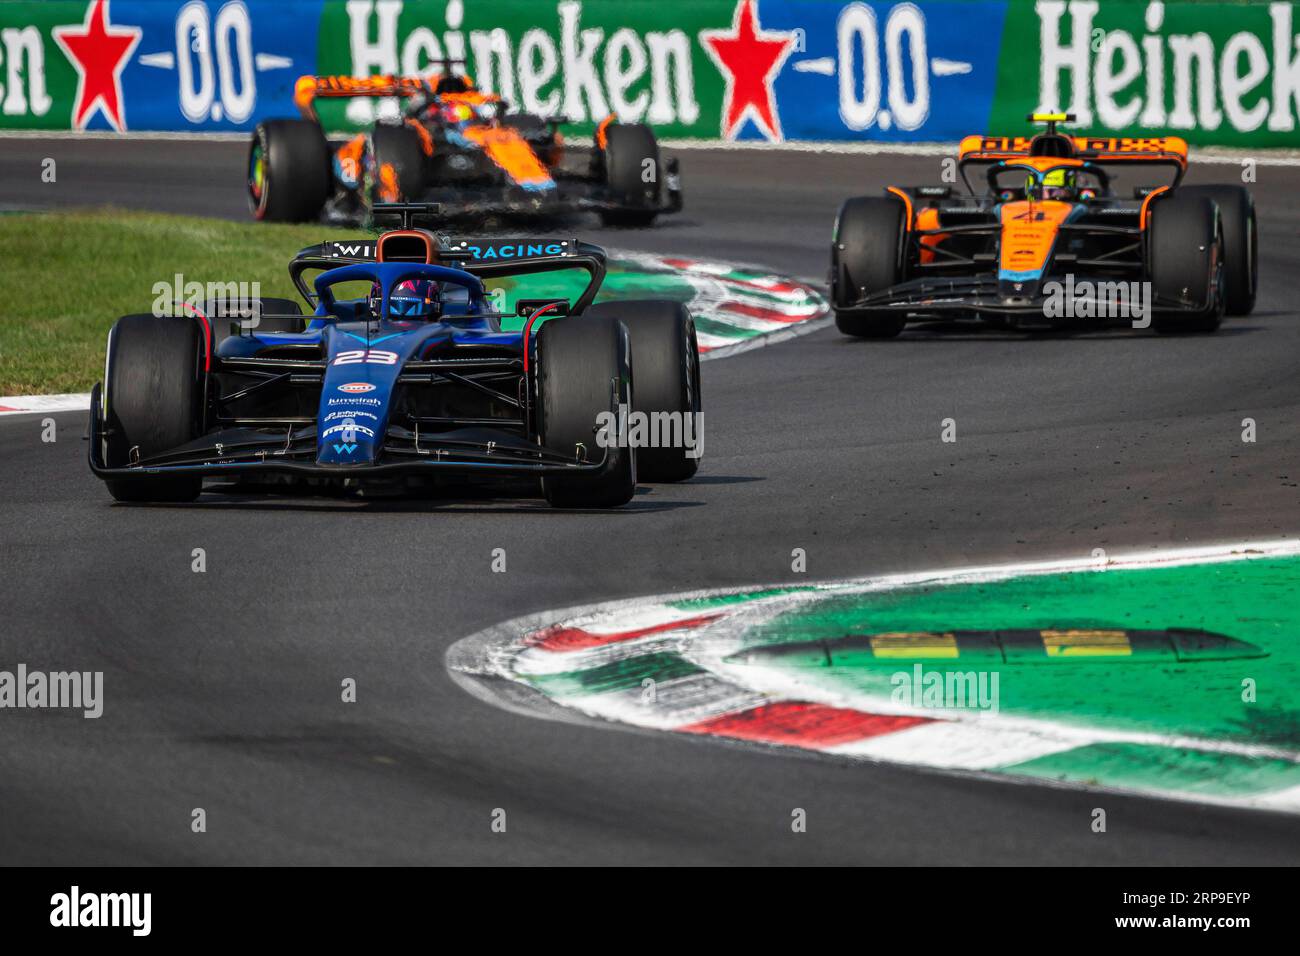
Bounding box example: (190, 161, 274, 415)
(1178, 185, 1257, 316)
(588, 300, 700, 483)
(537, 315, 637, 508)
(370, 124, 426, 203)
(203, 296, 305, 350)
(1149, 195, 1225, 334)
(600, 123, 661, 227)
(101, 314, 204, 503)
(832, 196, 908, 339)
(248, 119, 331, 222)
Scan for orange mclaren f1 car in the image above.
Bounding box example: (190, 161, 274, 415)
(830, 114, 1256, 336)
(248, 67, 681, 228)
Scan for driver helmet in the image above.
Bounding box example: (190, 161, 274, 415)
(1028, 167, 1076, 201)
(368, 279, 441, 320)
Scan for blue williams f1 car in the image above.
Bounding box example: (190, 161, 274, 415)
(89, 207, 701, 508)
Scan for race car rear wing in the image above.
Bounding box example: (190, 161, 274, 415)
(957, 132, 1189, 192)
(958, 134, 1189, 166)
(294, 74, 428, 119)
(292, 65, 495, 121)
(288, 234, 608, 313)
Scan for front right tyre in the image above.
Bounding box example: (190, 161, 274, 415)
(831, 196, 909, 338)
(101, 314, 205, 502)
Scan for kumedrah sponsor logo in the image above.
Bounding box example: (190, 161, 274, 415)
(595, 403, 703, 459)
(0, 664, 103, 718)
(50, 886, 150, 936)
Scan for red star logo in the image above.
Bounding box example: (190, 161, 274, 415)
(53, 0, 141, 132)
(700, 0, 796, 142)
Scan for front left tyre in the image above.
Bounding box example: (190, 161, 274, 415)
(101, 314, 205, 502)
(831, 196, 909, 339)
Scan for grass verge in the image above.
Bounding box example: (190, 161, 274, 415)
(0, 208, 356, 394)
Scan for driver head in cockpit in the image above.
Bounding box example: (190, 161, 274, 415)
(368, 279, 441, 320)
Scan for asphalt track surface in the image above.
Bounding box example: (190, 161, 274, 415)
(1, 139, 1298, 865)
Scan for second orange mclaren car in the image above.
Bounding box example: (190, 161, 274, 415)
(249, 65, 682, 228)
(831, 114, 1256, 337)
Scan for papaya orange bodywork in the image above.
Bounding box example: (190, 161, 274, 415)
(914, 207, 947, 264)
(377, 162, 401, 203)
(998, 200, 1074, 278)
(405, 119, 435, 157)
(335, 133, 367, 183)
(462, 125, 553, 189)
(1139, 185, 1170, 229)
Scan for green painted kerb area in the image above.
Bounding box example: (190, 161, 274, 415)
(488, 262, 696, 331)
(737, 558, 1300, 747)
(1004, 743, 1300, 798)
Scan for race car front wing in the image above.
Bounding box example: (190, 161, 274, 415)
(844, 274, 1210, 318)
(86, 383, 626, 482)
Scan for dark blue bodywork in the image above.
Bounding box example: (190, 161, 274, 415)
(219, 262, 520, 468)
(89, 258, 618, 483)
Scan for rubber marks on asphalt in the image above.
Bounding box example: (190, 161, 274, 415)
(447, 541, 1300, 813)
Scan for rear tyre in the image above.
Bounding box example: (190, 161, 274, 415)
(101, 314, 204, 502)
(588, 300, 700, 482)
(832, 197, 908, 338)
(248, 119, 331, 222)
(1149, 195, 1225, 334)
(537, 316, 636, 508)
(370, 124, 426, 202)
(599, 124, 660, 227)
(1179, 185, 1257, 316)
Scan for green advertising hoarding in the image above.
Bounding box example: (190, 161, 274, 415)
(994, 0, 1300, 147)
(0, 0, 1297, 147)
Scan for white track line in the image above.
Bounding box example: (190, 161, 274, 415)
(0, 393, 90, 417)
(2, 128, 1296, 166)
(448, 538, 1300, 814)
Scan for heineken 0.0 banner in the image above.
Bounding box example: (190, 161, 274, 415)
(0, 0, 1296, 146)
